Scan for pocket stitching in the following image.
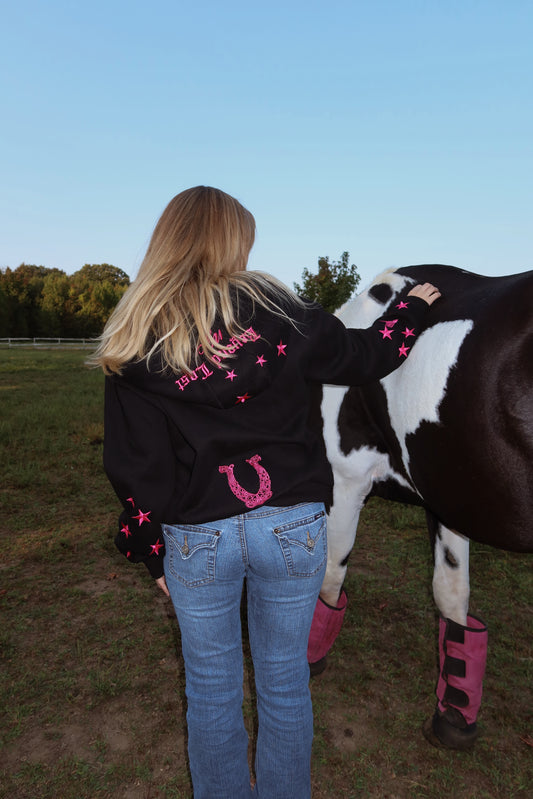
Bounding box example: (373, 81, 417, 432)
(163, 525, 220, 587)
(273, 517, 327, 577)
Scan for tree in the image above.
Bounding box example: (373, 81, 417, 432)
(0, 264, 52, 337)
(73, 263, 130, 287)
(0, 281, 10, 336)
(40, 272, 72, 336)
(294, 251, 361, 313)
(67, 264, 130, 336)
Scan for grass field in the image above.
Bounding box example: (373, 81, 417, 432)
(0, 349, 531, 798)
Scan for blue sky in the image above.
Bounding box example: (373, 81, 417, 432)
(1, 0, 531, 291)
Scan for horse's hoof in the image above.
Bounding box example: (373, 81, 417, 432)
(423, 709, 479, 750)
(309, 656, 328, 677)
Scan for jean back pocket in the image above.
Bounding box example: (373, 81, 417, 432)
(272, 510, 327, 577)
(162, 523, 220, 587)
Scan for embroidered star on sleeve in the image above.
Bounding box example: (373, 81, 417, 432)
(225, 370, 237, 381)
(132, 509, 152, 525)
(379, 326, 393, 340)
(121, 523, 131, 538)
(402, 327, 415, 338)
(150, 539, 163, 556)
(277, 341, 287, 356)
(398, 343, 410, 357)
(256, 355, 267, 367)
(396, 300, 409, 310)
(236, 393, 251, 404)
(126, 497, 135, 506)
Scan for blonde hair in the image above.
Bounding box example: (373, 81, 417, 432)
(91, 186, 303, 375)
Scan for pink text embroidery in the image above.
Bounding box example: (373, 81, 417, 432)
(175, 362, 214, 391)
(176, 327, 260, 392)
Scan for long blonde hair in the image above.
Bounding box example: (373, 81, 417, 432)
(92, 186, 303, 375)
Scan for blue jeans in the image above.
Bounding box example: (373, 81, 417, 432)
(162, 502, 327, 799)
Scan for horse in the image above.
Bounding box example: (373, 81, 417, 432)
(307, 264, 533, 749)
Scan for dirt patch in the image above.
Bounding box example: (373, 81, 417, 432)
(324, 703, 378, 753)
(76, 577, 119, 597)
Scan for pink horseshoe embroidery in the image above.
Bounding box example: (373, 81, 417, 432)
(218, 454, 273, 508)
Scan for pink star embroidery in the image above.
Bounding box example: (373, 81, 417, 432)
(236, 393, 251, 404)
(226, 370, 237, 381)
(121, 524, 131, 538)
(150, 539, 163, 556)
(402, 327, 415, 338)
(277, 341, 287, 356)
(398, 343, 410, 357)
(132, 509, 152, 525)
(256, 355, 267, 367)
(126, 497, 135, 506)
(396, 300, 409, 309)
(385, 319, 398, 328)
(379, 326, 393, 340)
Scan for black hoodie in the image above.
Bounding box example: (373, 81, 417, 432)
(104, 291, 430, 578)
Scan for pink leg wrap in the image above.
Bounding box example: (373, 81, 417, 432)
(307, 591, 347, 664)
(436, 614, 488, 725)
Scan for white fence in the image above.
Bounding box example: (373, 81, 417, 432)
(0, 337, 98, 349)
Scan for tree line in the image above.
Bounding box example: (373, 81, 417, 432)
(0, 253, 360, 338)
(0, 263, 130, 338)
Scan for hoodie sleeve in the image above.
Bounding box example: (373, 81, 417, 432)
(303, 295, 431, 385)
(103, 376, 176, 579)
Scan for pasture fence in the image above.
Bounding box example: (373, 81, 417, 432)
(0, 337, 98, 349)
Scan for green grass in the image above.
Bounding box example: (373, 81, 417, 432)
(0, 350, 531, 798)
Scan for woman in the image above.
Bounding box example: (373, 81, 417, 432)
(94, 187, 440, 798)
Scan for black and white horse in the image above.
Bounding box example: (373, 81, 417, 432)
(307, 264, 533, 749)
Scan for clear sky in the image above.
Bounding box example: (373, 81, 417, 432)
(1, 0, 531, 291)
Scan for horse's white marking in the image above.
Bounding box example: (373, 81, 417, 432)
(381, 320, 474, 476)
(321, 382, 390, 604)
(320, 270, 474, 615)
(433, 525, 470, 625)
(337, 270, 413, 328)
(320, 272, 417, 604)
(320, 473, 365, 605)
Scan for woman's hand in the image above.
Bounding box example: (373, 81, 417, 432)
(155, 575, 170, 597)
(407, 282, 441, 306)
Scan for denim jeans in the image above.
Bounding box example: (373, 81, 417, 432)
(162, 502, 327, 799)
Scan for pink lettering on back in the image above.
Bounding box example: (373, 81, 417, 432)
(175, 327, 261, 392)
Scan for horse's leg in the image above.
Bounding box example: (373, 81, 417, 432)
(425, 515, 488, 749)
(307, 473, 367, 674)
(431, 520, 470, 625)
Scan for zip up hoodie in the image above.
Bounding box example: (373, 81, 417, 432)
(104, 290, 430, 578)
